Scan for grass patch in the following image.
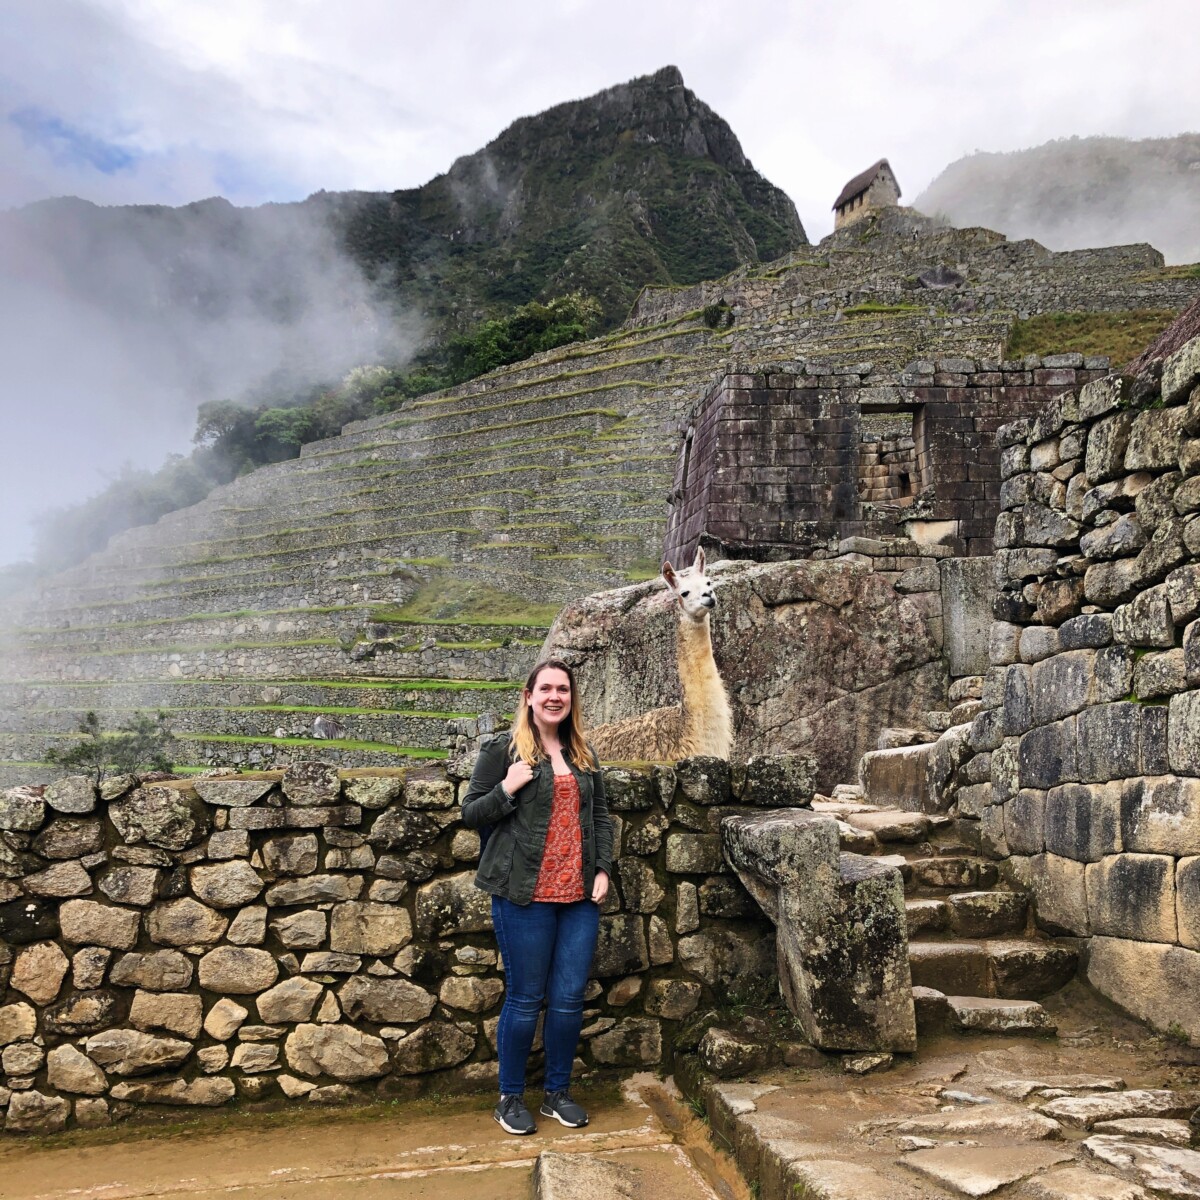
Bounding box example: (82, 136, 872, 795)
(1004, 309, 1178, 365)
(843, 302, 925, 316)
(369, 576, 560, 627)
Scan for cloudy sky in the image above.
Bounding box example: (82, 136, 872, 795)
(1, 0, 1199, 567)
(5, 0, 1199, 238)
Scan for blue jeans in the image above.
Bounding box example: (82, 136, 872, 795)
(491, 895, 600, 1095)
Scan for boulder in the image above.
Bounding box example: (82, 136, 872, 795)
(329, 901, 412, 955)
(86, 1029, 192, 1076)
(46, 1043, 107, 1094)
(339, 977, 437, 1024)
(4, 1090, 70, 1133)
(110, 1078, 236, 1106)
(44, 776, 97, 814)
(43, 989, 119, 1035)
(722, 808, 915, 1052)
(129, 990, 203, 1039)
(148, 898, 229, 946)
(189, 861, 264, 908)
(414, 871, 492, 938)
(59, 899, 140, 949)
(110, 949, 194, 990)
(257, 977, 324, 1024)
(197, 946, 278, 994)
(9, 941, 69, 1005)
(284, 1023, 390, 1081)
(109, 786, 208, 850)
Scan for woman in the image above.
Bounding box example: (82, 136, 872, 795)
(461, 657, 613, 1136)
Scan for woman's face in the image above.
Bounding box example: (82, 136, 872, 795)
(526, 667, 572, 729)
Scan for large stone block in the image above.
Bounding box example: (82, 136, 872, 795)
(939, 557, 995, 676)
(722, 810, 915, 1052)
(86, 1029, 192, 1076)
(197, 946, 279, 994)
(859, 744, 933, 811)
(339, 976, 437, 1024)
(1030, 853, 1089, 936)
(1168, 689, 1200, 774)
(1126, 406, 1186, 471)
(589, 1017, 662, 1066)
(1085, 559, 1143, 608)
(1076, 704, 1147, 783)
(1178, 857, 1200, 951)
(1005, 789, 1046, 856)
(1030, 651, 1097, 725)
(1045, 781, 1123, 862)
(1121, 774, 1200, 854)
(1086, 411, 1134, 483)
(1086, 854, 1177, 943)
(593, 914, 649, 977)
(390, 1021, 474, 1074)
(1088, 936, 1200, 1042)
(330, 902, 412, 955)
(1019, 719, 1078, 790)
(1113, 584, 1175, 648)
(675, 928, 773, 987)
(148, 897, 229, 946)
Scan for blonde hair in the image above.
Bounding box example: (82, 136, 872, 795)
(510, 658, 597, 771)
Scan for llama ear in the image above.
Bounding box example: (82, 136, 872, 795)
(662, 561, 678, 590)
(693, 546, 706, 574)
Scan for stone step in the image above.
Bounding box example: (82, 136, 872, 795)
(906, 898, 949, 936)
(945, 994, 1057, 1036)
(907, 939, 1078, 999)
(876, 727, 938, 750)
(843, 809, 932, 844)
(945, 890, 1028, 937)
(905, 855, 999, 891)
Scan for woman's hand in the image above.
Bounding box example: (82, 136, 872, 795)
(501, 760, 534, 798)
(591, 869, 609, 905)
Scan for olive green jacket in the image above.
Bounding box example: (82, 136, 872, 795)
(461, 733, 613, 904)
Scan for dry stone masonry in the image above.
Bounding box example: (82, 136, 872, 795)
(919, 330, 1200, 1044)
(0, 754, 826, 1134)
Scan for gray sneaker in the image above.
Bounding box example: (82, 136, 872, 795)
(494, 1093, 536, 1135)
(540, 1090, 588, 1127)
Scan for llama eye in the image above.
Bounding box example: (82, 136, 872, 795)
(680, 590, 690, 597)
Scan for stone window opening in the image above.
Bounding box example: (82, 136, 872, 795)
(679, 426, 695, 500)
(857, 409, 922, 506)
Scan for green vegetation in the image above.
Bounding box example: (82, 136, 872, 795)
(1004, 309, 1178, 365)
(843, 302, 924, 316)
(46, 710, 177, 784)
(176, 733, 446, 758)
(369, 575, 560, 627)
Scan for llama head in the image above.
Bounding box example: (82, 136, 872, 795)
(662, 547, 715, 620)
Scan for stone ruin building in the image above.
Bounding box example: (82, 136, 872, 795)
(2, 208, 1200, 1196)
(833, 158, 901, 229)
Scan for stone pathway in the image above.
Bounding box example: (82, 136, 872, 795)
(683, 985, 1200, 1199)
(0, 1076, 740, 1200)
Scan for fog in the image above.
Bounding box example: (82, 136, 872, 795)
(915, 135, 1200, 265)
(0, 195, 419, 569)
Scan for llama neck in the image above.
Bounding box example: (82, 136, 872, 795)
(677, 614, 730, 745)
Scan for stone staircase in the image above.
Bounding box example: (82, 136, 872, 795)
(812, 681, 1081, 1043)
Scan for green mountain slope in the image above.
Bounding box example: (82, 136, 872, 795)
(3, 66, 806, 348)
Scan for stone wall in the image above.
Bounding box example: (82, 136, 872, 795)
(546, 557, 946, 794)
(663, 355, 1110, 565)
(959, 333, 1200, 1040)
(0, 756, 802, 1134)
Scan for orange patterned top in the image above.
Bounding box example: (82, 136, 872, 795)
(531, 772, 584, 903)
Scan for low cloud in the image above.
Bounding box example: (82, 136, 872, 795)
(0, 195, 419, 566)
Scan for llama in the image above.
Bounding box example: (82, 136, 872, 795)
(589, 547, 733, 761)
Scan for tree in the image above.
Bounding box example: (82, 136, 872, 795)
(46, 710, 178, 785)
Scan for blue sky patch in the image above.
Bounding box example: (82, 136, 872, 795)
(9, 106, 137, 174)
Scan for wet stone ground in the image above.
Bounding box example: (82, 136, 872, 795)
(682, 982, 1200, 1199)
(0, 1075, 747, 1200)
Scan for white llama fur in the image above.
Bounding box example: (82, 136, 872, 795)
(589, 547, 733, 761)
